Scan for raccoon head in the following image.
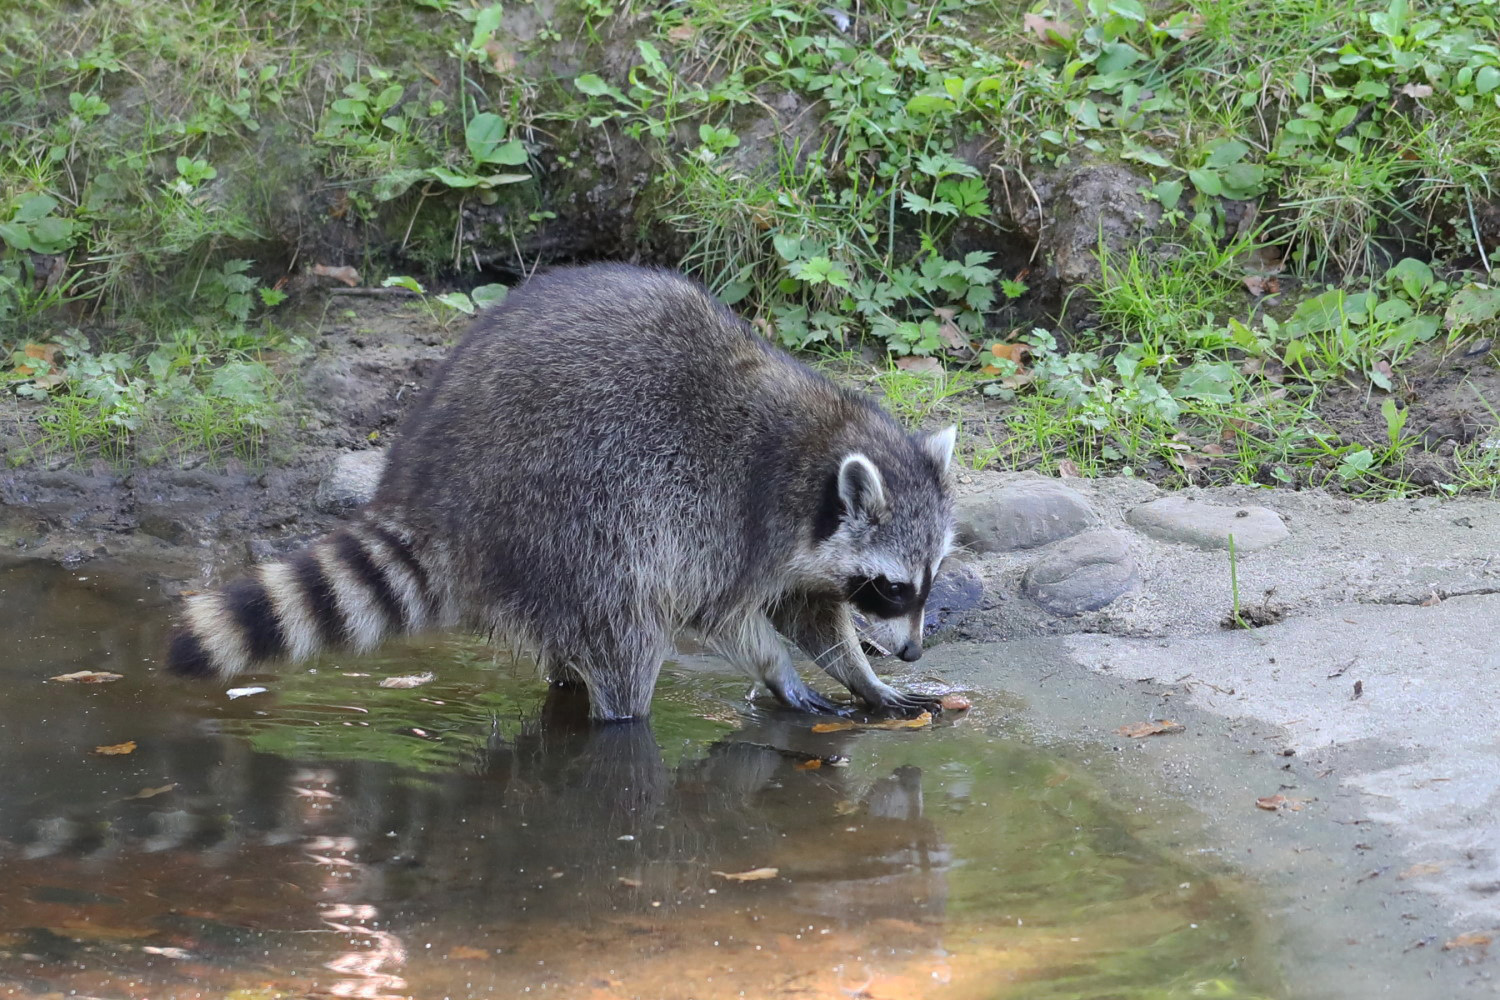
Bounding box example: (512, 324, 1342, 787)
(811, 425, 958, 662)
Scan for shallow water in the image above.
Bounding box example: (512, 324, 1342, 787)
(0, 560, 1280, 999)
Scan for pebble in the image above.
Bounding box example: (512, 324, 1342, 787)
(1022, 529, 1137, 616)
(314, 449, 388, 513)
(957, 480, 1093, 553)
(1126, 496, 1288, 551)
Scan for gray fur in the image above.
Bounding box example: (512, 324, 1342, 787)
(169, 264, 956, 719)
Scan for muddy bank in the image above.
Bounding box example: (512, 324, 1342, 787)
(0, 295, 450, 585)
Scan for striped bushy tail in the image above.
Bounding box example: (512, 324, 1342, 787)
(167, 517, 439, 679)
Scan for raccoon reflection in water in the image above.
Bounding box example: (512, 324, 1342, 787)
(167, 264, 958, 720)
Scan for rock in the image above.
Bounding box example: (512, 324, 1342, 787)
(1127, 496, 1288, 551)
(957, 480, 1093, 553)
(923, 561, 985, 634)
(1022, 530, 1137, 616)
(314, 450, 387, 513)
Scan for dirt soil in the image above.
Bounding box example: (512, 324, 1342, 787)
(0, 294, 452, 583)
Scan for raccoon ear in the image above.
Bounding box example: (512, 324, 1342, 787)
(837, 453, 888, 522)
(922, 425, 957, 472)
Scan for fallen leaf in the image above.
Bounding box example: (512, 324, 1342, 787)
(811, 720, 857, 733)
(142, 946, 192, 959)
(616, 876, 643, 887)
(1023, 11, 1074, 43)
(1243, 274, 1281, 297)
(1056, 459, 1081, 479)
(1398, 861, 1448, 880)
(93, 740, 137, 756)
(894, 356, 942, 374)
(982, 340, 1031, 375)
(312, 263, 360, 287)
(482, 40, 515, 74)
(14, 342, 62, 376)
(1255, 794, 1308, 811)
(380, 672, 436, 689)
(794, 758, 823, 770)
(125, 784, 177, 800)
(938, 693, 971, 711)
(1400, 83, 1433, 99)
(1045, 770, 1071, 787)
(1443, 931, 1492, 951)
(712, 867, 779, 882)
(50, 670, 124, 684)
(865, 711, 933, 730)
(667, 21, 697, 43)
(226, 685, 268, 699)
(447, 945, 491, 960)
(1420, 591, 1441, 607)
(932, 307, 969, 353)
(1116, 720, 1184, 738)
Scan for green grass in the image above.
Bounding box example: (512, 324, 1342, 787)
(3, 0, 1500, 491)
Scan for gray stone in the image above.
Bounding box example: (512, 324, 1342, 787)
(1022, 529, 1137, 616)
(958, 480, 1094, 553)
(1127, 496, 1288, 551)
(923, 561, 985, 635)
(314, 449, 387, 513)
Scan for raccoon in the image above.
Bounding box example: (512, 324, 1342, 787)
(168, 264, 957, 720)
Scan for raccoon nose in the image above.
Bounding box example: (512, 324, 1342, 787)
(896, 639, 922, 662)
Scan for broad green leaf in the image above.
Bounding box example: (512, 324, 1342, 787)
(14, 194, 58, 223)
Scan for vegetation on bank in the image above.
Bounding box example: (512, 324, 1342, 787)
(2, 0, 1499, 495)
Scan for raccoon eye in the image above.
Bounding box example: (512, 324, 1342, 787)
(872, 576, 912, 602)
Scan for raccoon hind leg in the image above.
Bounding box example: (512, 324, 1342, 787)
(568, 624, 672, 722)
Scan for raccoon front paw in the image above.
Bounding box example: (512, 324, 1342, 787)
(768, 678, 856, 717)
(860, 687, 944, 719)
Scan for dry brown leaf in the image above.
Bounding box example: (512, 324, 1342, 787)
(1023, 11, 1074, 43)
(616, 876, 643, 887)
(15, 342, 63, 377)
(811, 720, 857, 733)
(312, 263, 361, 287)
(482, 41, 515, 74)
(866, 711, 933, 730)
(1255, 794, 1308, 812)
(379, 672, 436, 689)
(1242, 274, 1281, 297)
(448, 945, 492, 961)
(667, 21, 697, 43)
(938, 693, 971, 711)
(1044, 770, 1071, 787)
(982, 340, 1031, 376)
(1398, 861, 1448, 880)
(932, 307, 970, 353)
(94, 740, 137, 756)
(794, 758, 823, 770)
(1056, 459, 1082, 479)
(712, 867, 779, 882)
(894, 356, 942, 374)
(1116, 720, 1184, 739)
(125, 784, 177, 800)
(50, 670, 124, 684)
(1443, 932, 1493, 951)
(1400, 83, 1434, 99)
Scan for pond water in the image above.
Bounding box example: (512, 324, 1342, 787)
(0, 560, 1280, 1000)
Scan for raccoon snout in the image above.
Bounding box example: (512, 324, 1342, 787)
(895, 639, 922, 662)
